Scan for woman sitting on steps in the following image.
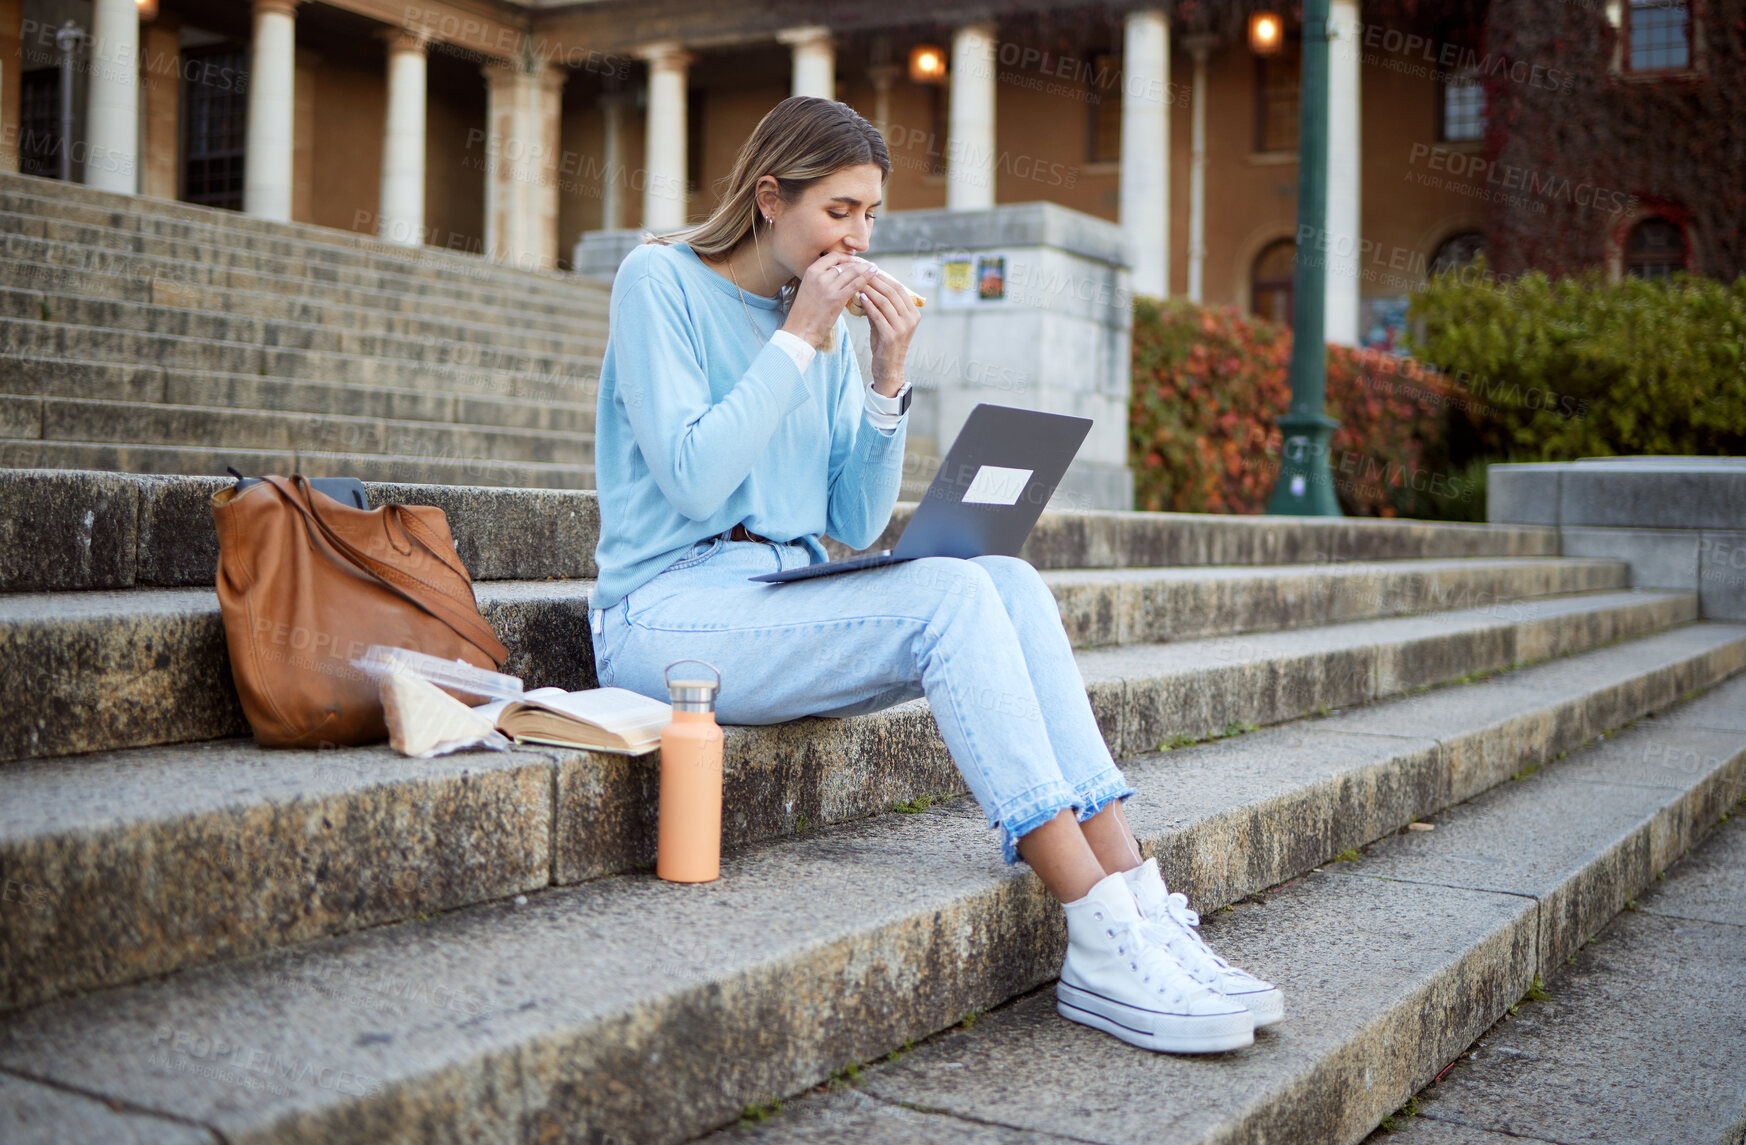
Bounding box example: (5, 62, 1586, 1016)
(587, 95, 1282, 1054)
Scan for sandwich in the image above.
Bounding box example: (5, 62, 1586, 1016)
(846, 268, 926, 317)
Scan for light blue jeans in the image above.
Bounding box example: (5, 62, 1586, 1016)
(589, 535, 1135, 866)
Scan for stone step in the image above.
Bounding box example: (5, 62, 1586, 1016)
(1, 287, 602, 381)
(705, 674, 1746, 1145)
(0, 175, 607, 309)
(0, 227, 608, 340)
(1364, 803, 1746, 1145)
(0, 396, 591, 468)
(0, 318, 594, 400)
(0, 471, 1563, 593)
(0, 639, 1739, 1142)
(0, 354, 595, 435)
(0, 441, 594, 494)
(0, 203, 610, 321)
(0, 251, 608, 357)
(0, 591, 1715, 1007)
(0, 559, 1637, 765)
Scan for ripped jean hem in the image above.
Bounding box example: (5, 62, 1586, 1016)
(997, 770, 1137, 867)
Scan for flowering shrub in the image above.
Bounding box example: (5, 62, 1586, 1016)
(1130, 298, 1467, 517)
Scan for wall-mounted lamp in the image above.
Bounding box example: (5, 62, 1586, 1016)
(908, 44, 947, 84)
(136, 0, 159, 20)
(1248, 12, 1283, 56)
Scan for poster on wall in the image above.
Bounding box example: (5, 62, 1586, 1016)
(936, 253, 1010, 309)
(1360, 297, 1411, 355)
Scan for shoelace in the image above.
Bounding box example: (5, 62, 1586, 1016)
(1140, 891, 1246, 986)
(1096, 915, 1213, 1008)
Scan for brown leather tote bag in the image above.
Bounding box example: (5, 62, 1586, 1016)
(211, 475, 509, 748)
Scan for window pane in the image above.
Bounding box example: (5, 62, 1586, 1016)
(1630, 0, 1690, 70)
(1090, 52, 1122, 163)
(1441, 68, 1486, 141)
(1624, 216, 1686, 279)
(19, 70, 61, 178)
(1252, 240, 1296, 327)
(1431, 231, 1486, 274)
(1256, 53, 1300, 152)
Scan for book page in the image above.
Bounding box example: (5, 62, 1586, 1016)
(515, 686, 672, 737)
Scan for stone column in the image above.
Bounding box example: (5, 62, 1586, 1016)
(599, 90, 631, 232)
(379, 29, 429, 246)
(84, 0, 139, 192)
(244, 0, 300, 221)
(1325, 0, 1362, 345)
(482, 61, 567, 268)
(638, 40, 692, 232)
(777, 25, 834, 100)
(141, 15, 182, 199)
(1119, 8, 1169, 298)
(1184, 34, 1215, 303)
(868, 62, 900, 210)
(946, 21, 996, 211)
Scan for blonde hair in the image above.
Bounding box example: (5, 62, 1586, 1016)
(643, 96, 890, 354)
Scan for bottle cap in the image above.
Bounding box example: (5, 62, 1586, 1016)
(664, 659, 721, 712)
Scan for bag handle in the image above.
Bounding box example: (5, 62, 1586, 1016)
(263, 476, 510, 666)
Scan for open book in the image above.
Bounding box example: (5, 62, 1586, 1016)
(474, 686, 672, 755)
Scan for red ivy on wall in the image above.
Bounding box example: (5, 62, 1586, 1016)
(1480, 0, 1746, 279)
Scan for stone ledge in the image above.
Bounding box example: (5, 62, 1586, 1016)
(1, 468, 1562, 592)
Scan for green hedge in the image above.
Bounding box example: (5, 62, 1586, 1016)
(1130, 298, 1469, 518)
(1405, 262, 1746, 460)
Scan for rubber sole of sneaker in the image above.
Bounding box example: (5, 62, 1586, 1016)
(1234, 986, 1286, 1028)
(1055, 980, 1256, 1054)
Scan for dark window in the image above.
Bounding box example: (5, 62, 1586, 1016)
(1628, 0, 1691, 71)
(1438, 66, 1486, 142)
(1430, 231, 1486, 275)
(19, 69, 62, 179)
(1624, 216, 1687, 278)
(1255, 50, 1300, 153)
(1251, 239, 1295, 326)
(182, 46, 248, 210)
(1088, 51, 1122, 162)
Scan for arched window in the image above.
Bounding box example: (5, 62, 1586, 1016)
(1430, 231, 1486, 275)
(1624, 217, 1688, 279)
(1251, 240, 1295, 326)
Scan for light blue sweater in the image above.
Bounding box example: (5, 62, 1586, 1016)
(589, 241, 908, 611)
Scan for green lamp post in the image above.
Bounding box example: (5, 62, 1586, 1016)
(1264, 0, 1343, 516)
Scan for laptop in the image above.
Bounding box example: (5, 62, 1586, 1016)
(750, 402, 1092, 584)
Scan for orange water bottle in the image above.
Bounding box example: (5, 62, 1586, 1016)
(657, 659, 725, 882)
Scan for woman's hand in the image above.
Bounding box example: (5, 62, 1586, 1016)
(782, 252, 878, 350)
(856, 266, 922, 395)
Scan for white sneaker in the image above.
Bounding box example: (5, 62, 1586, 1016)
(1057, 869, 1254, 1053)
(1123, 858, 1286, 1027)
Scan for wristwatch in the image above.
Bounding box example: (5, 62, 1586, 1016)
(868, 379, 913, 416)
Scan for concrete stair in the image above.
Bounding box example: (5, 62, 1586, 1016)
(0, 173, 608, 489)
(704, 677, 1746, 1145)
(1, 468, 1743, 1143)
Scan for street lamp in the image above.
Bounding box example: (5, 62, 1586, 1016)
(908, 44, 947, 84)
(1248, 12, 1284, 56)
(1264, 0, 1343, 516)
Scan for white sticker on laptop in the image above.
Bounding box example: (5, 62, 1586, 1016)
(961, 465, 1035, 506)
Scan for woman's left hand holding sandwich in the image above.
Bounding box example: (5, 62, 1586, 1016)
(858, 267, 921, 398)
